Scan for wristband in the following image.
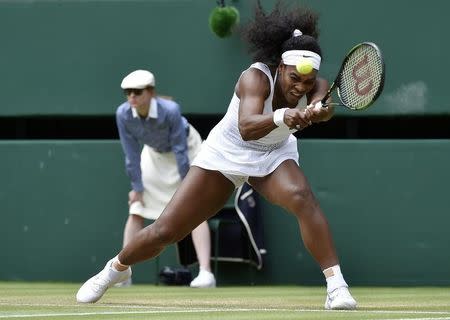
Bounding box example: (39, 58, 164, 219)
(273, 108, 289, 128)
(313, 101, 323, 111)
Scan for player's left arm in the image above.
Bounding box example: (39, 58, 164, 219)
(306, 77, 334, 123)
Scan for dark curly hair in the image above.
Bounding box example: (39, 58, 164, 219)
(241, 0, 322, 67)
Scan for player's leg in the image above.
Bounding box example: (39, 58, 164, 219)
(114, 214, 144, 287)
(118, 167, 234, 264)
(190, 221, 215, 288)
(249, 160, 356, 310)
(77, 167, 234, 303)
(249, 160, 337, 268)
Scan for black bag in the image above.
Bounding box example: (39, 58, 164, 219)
(177, 183, 266, 269)
(159, 266, 192, 286)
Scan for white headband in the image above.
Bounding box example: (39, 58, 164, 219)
(282, 50, 321, 70)
(281, 30, 321, 70)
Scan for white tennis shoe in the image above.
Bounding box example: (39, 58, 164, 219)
(190, 269, 216, 288)
(324, 286, 357, 310)
(114, 277, 132, 288)
(76, 258, 132, 303)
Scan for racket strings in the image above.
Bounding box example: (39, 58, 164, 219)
(338, 45, 384, 110)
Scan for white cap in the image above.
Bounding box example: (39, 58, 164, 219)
(121, 70, 155, 89)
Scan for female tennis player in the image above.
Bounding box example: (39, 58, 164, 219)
(77, 1, 357, 310)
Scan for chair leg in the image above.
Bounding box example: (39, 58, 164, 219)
(214, 221, 220, 281)
(155, 256, 160, 285)
(208, 219, 221, 283)
(247, 237, 254, 284)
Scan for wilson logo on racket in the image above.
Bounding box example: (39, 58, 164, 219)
(352, 54, 373, 96)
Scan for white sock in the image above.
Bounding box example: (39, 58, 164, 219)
(111, 255, 128, 272)
(323, 265, 348, 293)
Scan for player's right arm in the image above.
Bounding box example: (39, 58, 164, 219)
(306, 77, 334, 123)
(237, 68, 279, 141)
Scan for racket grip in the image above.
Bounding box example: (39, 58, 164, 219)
(321, 82, 335, 107)
(321, 92, 332, 107)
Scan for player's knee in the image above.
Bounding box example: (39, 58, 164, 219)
(152, 223, 178, 245)
(287, 186, 317, 214)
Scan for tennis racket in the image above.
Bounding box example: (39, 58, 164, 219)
(321, 42, 385, 110)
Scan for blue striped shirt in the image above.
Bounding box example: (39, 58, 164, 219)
(116, 97, 190, 192)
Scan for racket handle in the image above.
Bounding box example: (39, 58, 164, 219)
(321, 82, 335, 107)
(321, 93, 330, 105)
(321, 96, 331, 107)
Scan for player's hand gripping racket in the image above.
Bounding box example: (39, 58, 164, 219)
(322, 42, 385, 110)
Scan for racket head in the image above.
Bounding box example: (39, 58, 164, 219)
(330, 42, 385, 110)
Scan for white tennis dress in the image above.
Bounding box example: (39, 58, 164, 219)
(192, 62, 307, 187)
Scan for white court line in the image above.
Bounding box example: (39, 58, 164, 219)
(1, 307, 450, 319)
(0, 303, 165, 309)
(2, 302, 450, 315)
(1, 310, 228, 318)
(3, 310, 450, 319)
(365, 311, 450, 315)
(381, 318, 450, 320)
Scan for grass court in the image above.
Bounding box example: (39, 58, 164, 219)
(1, 282, 450, 319)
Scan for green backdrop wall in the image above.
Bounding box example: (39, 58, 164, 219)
(1, 140, 449, 285)
(0, 0, 448, 116)
(1, 0, 448, 288)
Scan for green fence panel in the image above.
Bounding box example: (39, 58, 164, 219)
(264, 139, 450, 285)
(1, 139, 450, 285)
(1, 0, 448, 116)
(0, 141, 178, 283)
